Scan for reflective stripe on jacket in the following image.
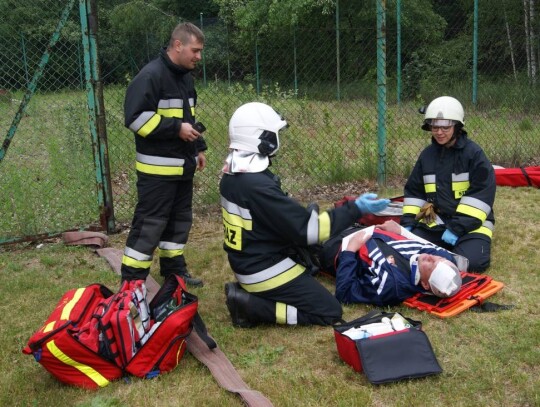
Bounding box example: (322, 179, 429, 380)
(401, 132, 495, 238)
(124, 48, 207, 179)
(220, 169, 362, 293)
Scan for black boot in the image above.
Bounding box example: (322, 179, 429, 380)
(161, 270, 204, 287)
(177, 271, 204, 287)
(224, 282, 256, 328)
(160, 256, 203, 287)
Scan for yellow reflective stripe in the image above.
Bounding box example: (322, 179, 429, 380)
(402, 205, 421, 215)
(224, 220, 242, 250)
(59, 288, 85, 321)
(452, 181, 470, 198)
(419, 219, 438, 227)
(456, 204, 488, 222)
(469, 226, 493, 238)
(135, 162, 184, 176)
(241, 264, 305, 293)
(418, 212, 443, 227)
(43, 321, 56, 333)
(46, 340, 111, 387)
(318, 212, 331, 242)
(452, 181, 470, 191)
(176, 339, 185, 365)
(276, 302, 287, 324)
(158, 248, 184, 258)
(157, 108, 183, 118)
(222, 208, 253, 230)
(191, 107, 195, 116)
(137, 114, 161, 137)
(424, 183, 436, 193)
(122, 254, 152, 269)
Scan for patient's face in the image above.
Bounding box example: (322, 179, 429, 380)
(418, 254, 447, 288)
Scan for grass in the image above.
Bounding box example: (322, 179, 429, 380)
(1, 186, 539, 406)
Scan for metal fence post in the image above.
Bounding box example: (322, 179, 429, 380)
(472, 0, 479, 105)
(376, 0, 387, 186)
(335, 0, 341, 101)
(293, 25, 298, 97)
(226, 22, 231, 86)
(396, 0, 402, 105)
(79, 0, 116, 233)
(255, 34, 260, 95)
(200, 13, 207, 87)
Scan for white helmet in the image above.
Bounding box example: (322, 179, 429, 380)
(228, 102, 288, 156)
(421, 96, 465, 131)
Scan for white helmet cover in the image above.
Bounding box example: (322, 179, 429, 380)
(422, 96, 465, 131)
(228, 102, 288, 156)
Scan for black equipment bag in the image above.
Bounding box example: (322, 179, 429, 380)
(356, 327, 442, 384)
(333, 310, 442, 384)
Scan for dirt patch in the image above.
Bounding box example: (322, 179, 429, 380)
(289, 179, 378, 203)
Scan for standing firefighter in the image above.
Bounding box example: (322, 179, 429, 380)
(120, 23, 207, 286)
(220, 102, 390, 327)
(400, 96, 496, 272)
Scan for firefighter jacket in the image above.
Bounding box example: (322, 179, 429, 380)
(401, 132, 495, 239)
(124, 48, 207, 180)
(335, 230, 455, 306)
(220, 169, 362, 293)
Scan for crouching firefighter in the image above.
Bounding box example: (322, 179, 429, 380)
(219, 102, 390, 327)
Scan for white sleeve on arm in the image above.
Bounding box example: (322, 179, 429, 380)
(341, 226, 375, 252)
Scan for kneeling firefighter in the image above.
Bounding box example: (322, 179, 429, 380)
(219, 102, 390, 327)
(400, 96, 496, 272)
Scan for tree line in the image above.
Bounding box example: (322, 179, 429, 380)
(0, 0, 538, 98)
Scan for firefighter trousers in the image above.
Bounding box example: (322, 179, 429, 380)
(121, 173, 193, 281)
(239, 272, 343, 326)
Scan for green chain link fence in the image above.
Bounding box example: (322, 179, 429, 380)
(1, 0, 539, 244)
(0, 0, 104, 243)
